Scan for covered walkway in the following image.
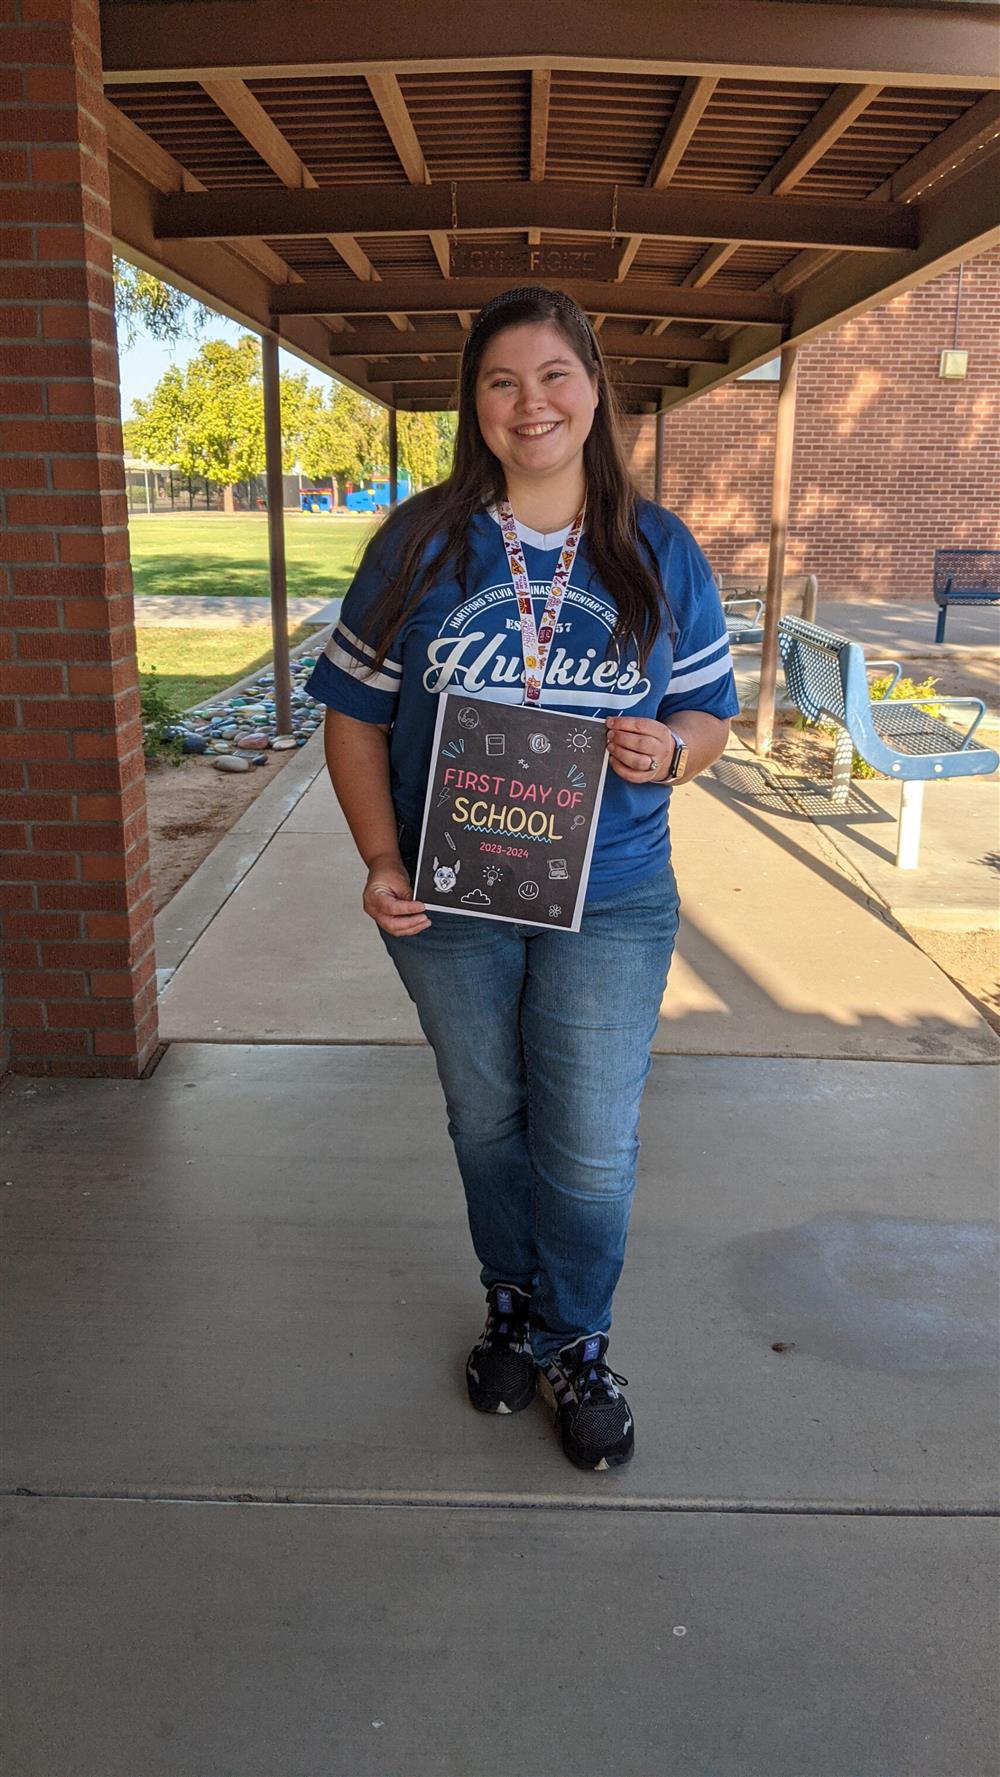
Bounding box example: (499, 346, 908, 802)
(3, 5, 998, 1770)
(5, 736, 999, 1772)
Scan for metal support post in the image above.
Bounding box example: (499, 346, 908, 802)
(831, 727, 853, 804)
(896, 780, 924, 869)
(388, 407, 399, 507)
(262, 333, 293, 735)
(653, 409, 665, 505)
(754, 344, 799, 757)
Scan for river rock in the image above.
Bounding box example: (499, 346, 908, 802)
(182, 734, 208, 754)
(270, 735, 297, 750)
(213, 753, 251, 774)
(237, 731, 269, 749)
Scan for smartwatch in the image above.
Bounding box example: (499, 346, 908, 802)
(665, 728, 688, 782)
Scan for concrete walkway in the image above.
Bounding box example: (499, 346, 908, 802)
(157, 734, 998, 1062)
(4, 717, 998, 1773)
(133, 593, 342, 628)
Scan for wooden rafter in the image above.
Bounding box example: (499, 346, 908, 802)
(530, 69, 551, 182)
(105, 98, 293, 288)
(157, 182, 917, 253)
(681, 81, 882, 296)
(648, 75, 717, 189)
(271, 278, 785, 324)
(325, 321, 728, 362)
(746, 89, 1000, 319)
(366, 71, 430, 184)
(198, 76, 380, 292)
(367, 68, 461, 326)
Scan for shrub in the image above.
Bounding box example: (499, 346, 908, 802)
(798, 674, 942, 779)
(140, 668, 185, 765)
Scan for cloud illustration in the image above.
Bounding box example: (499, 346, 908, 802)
(461, 889, 491, 906)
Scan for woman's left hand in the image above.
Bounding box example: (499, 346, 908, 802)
(605, 715, 677, 784)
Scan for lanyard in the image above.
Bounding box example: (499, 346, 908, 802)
(497, 498, 585, 706)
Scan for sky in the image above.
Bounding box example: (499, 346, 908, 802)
(116, 310, 330, 418)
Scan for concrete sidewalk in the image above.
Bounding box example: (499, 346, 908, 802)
(133, 593, 342, 628)
(156, 735, 999, 1061)
(3, 1044, 997, 1773)
(5, 707, 999, 1774)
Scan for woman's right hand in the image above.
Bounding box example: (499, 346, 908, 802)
(363, 854, 431, 937)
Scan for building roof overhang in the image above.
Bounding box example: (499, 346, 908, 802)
(102, 0, 1000, 411)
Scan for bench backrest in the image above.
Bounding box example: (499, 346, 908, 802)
(777, 616, 857, 727)
(718, 572, 818, 622)
(933, 548, 1000, 595)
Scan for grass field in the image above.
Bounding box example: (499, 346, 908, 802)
(127, 511, 376, 599)
(137, 624, 315, 711)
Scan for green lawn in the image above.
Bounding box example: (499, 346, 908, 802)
(127, 512, 376, 599)
(137, 624, 316, 711)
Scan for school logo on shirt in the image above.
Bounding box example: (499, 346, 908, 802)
(421, 583, 652, 712)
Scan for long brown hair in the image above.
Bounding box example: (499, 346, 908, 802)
(365, 287, 669, 669)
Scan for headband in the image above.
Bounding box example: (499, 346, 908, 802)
(469, 286, 594, 338)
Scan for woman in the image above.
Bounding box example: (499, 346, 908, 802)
(306, 287, 738, 1471)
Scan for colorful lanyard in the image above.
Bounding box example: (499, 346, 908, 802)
(497, 498, 585, 706)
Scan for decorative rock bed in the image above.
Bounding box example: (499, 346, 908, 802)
(165, 653, 325, 773)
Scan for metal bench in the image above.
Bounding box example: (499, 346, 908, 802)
(722, 595, 765, 645)
(778, 615, 997, 867)
(932, 548, 1000, 643)
(719, 572, 818, 646)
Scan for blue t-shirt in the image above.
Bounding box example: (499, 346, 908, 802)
(306, 499, 739, 898)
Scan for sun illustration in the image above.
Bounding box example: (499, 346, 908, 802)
(566, 728, 592, 752)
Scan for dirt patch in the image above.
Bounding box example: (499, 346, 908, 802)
(733, 716, 1000, 1033)
(145, 746, 303, 912)
(906, 925, 1000, 1036)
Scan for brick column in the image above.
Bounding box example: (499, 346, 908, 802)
(1, 0, 158, 1076)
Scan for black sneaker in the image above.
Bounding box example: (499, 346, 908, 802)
(539, 1333, 634, 1470)
(466, 1283, 536, 1414)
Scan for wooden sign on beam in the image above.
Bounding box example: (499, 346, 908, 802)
(451, 243, 622, 280)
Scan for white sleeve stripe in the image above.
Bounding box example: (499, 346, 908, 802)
(338, 621, 402, 676)
(666, 653, 735, 695)
(324, 639, 402, 696)
(671, 632, 729, 671)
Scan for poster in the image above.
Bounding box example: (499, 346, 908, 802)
(414, 693, 609, 933)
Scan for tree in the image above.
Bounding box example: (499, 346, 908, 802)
(397, 412, 440, 490)
(433, 411, 458, 481)
(125, 336, 323, 487)
(113, 260, 208, 348)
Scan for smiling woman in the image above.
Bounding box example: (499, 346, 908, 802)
(304, 286, 738, 1474)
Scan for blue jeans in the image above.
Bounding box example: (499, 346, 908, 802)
(382, 836, 680, 1365)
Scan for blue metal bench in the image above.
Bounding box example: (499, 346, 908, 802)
(719, 572, 817, 647)
(932, 548, 1000, 643)
(723, 595, 764, 645)
(778, 615, 997, 867)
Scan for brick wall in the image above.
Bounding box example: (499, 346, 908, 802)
(621, 245, 1000, 600)
(1, 0, 158, 1077)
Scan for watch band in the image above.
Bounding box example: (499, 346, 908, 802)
(665, 728, 688, 782)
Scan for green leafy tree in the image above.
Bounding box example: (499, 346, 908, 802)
(113, 259, 208, 348)
(126, 336, 322, 487)
(433, 411, 457, 480)
(397, 412, 440, 490)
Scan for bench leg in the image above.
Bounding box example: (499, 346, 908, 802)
(934, 604, 946, 643)
(832, 728, 853, 805)
(896, 780, 924, 869)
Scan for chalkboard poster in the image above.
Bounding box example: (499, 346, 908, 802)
(414, 693, 609, 932)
